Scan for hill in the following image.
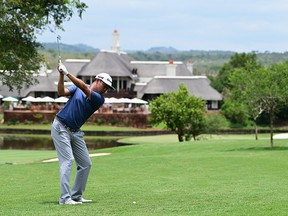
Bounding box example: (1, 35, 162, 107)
(40, 43, 288, 76)
(41, 42, 99, 53)
(146, 46, 179, 53)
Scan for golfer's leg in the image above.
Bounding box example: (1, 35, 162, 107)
(51, 121, 74, 204)
(71, 131, 92, 200)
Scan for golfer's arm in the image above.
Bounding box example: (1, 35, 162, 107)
(66, 73, 91, 98)
(57, 74, 70, 96)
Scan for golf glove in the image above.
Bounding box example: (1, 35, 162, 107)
(58, 63, 69, 76)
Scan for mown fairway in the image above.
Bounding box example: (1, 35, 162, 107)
(1, 134, 288, 215)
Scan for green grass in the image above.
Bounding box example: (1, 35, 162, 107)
(0, 150, 57, 164)
(1, 134, 288, 215)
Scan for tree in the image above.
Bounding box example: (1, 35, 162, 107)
(0, 0, 87, 91)
(228, 62, 288, 148)
(149, 84, 206, 142)
(254, 63, 288, 148)
(212, 52, 263, 133)
(227, 67, 265, 139)
(210, 52, 261, 93)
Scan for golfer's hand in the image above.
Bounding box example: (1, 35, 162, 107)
(58, 63, 69, 76)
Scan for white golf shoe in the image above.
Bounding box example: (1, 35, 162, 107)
(73, 198, 92, 203)
(60, 199, 82, 205)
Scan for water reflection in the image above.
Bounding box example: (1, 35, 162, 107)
(0, 135, 124, 150)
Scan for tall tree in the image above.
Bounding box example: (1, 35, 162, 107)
(228, 67, 264, 139)
(218, 53, 263, 130)
(149, 84, 206, 142)
(228, 62, 288, 148)
(255, 63, 288, 148)
(210, 52, 261, 93)
(0, 0, 87, 91)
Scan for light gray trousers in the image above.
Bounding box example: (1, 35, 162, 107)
(51, 118, 92, 204)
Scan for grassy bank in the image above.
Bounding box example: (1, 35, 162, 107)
(1, 134, 288, 215)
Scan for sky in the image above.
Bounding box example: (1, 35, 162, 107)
(37, 0, 288, 53)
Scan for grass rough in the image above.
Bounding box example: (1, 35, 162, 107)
(1, 134, 288, 215)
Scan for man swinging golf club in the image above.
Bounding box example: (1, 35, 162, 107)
(51, 62, 115, 205)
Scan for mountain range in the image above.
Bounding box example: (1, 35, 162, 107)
(41, 43, 197, 54)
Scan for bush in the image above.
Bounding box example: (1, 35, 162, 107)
(205, 113, 229, 133)
(23, 120, 34, 125)
(220, 100, 249, 126)
(6, 118, 19, 125)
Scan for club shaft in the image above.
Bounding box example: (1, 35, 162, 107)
(57, 35, 62, 63)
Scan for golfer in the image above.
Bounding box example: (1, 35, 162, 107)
(51, 63, 114, 205)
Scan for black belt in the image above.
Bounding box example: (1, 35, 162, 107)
(55, 116, 79, 132)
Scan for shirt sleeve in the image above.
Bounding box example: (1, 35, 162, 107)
(90, 91, 105, 107)
(67, 85, 77, 95)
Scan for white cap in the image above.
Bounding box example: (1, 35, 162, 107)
(95, 73, 115, 90)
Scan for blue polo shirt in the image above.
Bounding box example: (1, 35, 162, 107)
(56, 85, 104, 129)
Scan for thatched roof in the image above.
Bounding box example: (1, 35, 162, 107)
(0, 75, 58, 98)
(139, 76, 222, 101)
(78, 51, 133, 78)
(49, 59, 89, 80)
(131, 61, 192, 79)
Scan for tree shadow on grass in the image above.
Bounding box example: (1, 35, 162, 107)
(227, 146, 288, 152)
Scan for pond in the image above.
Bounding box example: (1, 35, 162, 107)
(0, 135, 126, 150)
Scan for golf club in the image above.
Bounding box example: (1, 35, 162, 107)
(57, 35, 62, 63)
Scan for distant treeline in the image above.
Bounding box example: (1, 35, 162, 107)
(128, 50, 288, 76)
(41, 43, 288, 76)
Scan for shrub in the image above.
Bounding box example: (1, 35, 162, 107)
(205, 113, 229, 133)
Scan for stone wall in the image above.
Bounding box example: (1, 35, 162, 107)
(4, 110, 57, 123)
(3, 111, 149, 128)
(88, 113, 149, 128)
